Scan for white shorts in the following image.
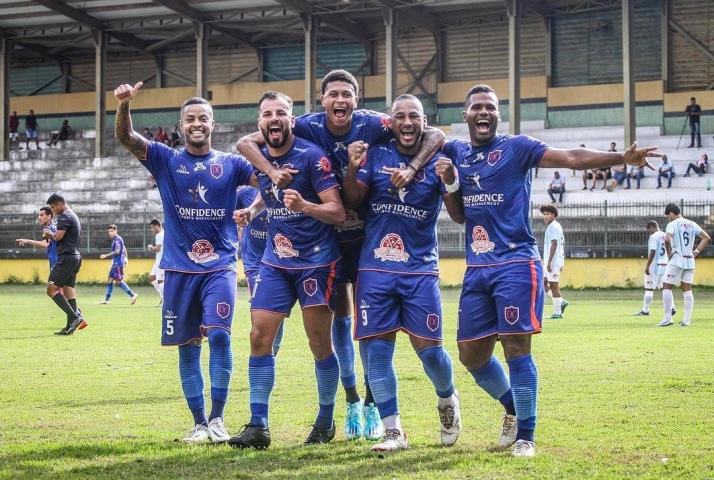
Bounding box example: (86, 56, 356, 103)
(9, 132, 18, 140)
(643, 272, 663, 290)
(663, 264, 694, 286)
(150, 263, 165, 281)
(545, 268, 561, 283)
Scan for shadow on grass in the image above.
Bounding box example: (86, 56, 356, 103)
(52, 396, 178, 408)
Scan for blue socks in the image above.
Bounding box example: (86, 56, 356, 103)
(105, 283, 113, 301)
(507, 354, 538, 442)
(248, 355, 275, 427)
(314, 354, 339, 429)
(118, 281, 134, 297)
(359, 341, 375, 404)
(207, 329, 232, 421)
(178, 344, 206, 426)
(417, 345, 455, 398)
(272, 321, 285, 356)
(332, 316, 358, 399)
(366, 340, 398, 418)
(469, 356, 516, 415)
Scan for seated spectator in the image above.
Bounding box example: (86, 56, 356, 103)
(142, 127, 154, 141)
(656, 154, 675, 189)
(626, 165, 645, 189)
(590, 167, 610, 190)
(547, 171, 566, 203)
(48, 119, 73, 147)
(606, 164, 628, 191)
(684, 154, 709, 177)
(582, 168, 594, 190)
(155, 126, 169, 145)
(169, 125, 181, 148)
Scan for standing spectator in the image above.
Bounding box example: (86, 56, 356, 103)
(626, 165, 645, 189)
(547, 171, 566, 203)
(142, 127, 154, 141)
(685, 97, 702, 148)
(683, 153, 708, 177)
(48, 119, 73, 147)
(25, 109, 41, 150)
(9, 110, 19, 150)
(169, 125, 181, 148)
(657, 155, 675, 189)
(154, 126, 169, 145)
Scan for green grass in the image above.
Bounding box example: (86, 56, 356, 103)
(1, 285, 713, 479)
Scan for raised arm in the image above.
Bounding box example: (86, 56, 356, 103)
(435, 157, 465, 224)
(391, 126, 446, 188)
(540, 143, 660, 172)
(694, 230, 711, 257)
(283, 187, 346, 225)
(342, 141, 369, 210)
(113, 81, 149, 161)
(236, 132, 296, 188)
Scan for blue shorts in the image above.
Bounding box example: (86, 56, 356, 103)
(457, 260, 544, 342)
(355, 270, 443, 341)
(161, 269, 237, 346)
(245, 269, 259, 301)
(251, 261, 338, 316)
(26, 127, 38, 139)
(337, 239, 362, 284)
(108, 265, 124, 281)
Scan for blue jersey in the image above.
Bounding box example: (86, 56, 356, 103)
(45, 223, 58, 268)
(357, 141, 445, 275)
(256, 137, 341, 269)
(111, 235, 127, 266)
(235, 186, 268, 273)
(142, 142, 254, 273)
(442, 135, 548, 266)
(295, 109, 392, 242)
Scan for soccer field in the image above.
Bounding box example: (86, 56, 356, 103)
(1, 285, 713, 479)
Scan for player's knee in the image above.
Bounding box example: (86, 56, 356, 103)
(207, 328, 230, 348)
(307, 334, 333, 359)
(249, 326, 274, 352)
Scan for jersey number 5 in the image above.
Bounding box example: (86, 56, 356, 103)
(165, 319, 174, 336)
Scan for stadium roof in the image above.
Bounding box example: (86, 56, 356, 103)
(2, 0, 619, 62)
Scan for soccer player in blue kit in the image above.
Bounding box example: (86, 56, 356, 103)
(228, 91, 346, 449)
(16, 206, 58, 269)
(342, 95, 462, 452)
(114, 81, 257, 443)
(237, 70, 444, 440)
(99, 224, 138, 305)
(439, 84, 661, 457)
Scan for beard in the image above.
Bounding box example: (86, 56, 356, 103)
(261, 123, 290, 149)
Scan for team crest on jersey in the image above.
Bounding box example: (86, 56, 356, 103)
(374, 233, 410, 262)
(487, 150, 502, 166)
(380, 116, 392, 129)
(504, 306, 520, 325)
(187, 239, 219, 264)
(337, 209, 364, 232)
(274, 234, 299, 258)
(316, 157, 331, 173)
(216, 302, 231, 319)
(470, 226, 495, 254)
(303, 278, 318, 297)
(426, 313, 440, 332)
(210, 163, 223, 179)
(413, 169, 425, 182)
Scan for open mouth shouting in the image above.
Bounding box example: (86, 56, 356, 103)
(475, 119, 491, 135)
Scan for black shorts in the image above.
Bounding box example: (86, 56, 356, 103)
(49, 254, 82, 288)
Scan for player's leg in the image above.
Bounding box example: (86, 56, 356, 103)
(103, 270, 114, 303)
(247, 269, 284, 355)
(548, 274, 565, 318)
(47, 256, 83, 334)
(501, 335, 538, 457)
(116, 268, 138, 303)
(659, 264, 681, 326)
(680, 269, 695, 326)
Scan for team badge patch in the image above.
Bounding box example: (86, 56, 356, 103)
(414, 169, 426, 182)
(210, 163, 223, 179)
(187, 239, 219, 264)
(316, 157, 331, 173)
(426, 313, 440, 332)
(380, 116, 392, 129)
(504, 306, 520, 325)
(374, 233, 410, 262)
(487, 150, 502, 166)
(303, 278, 318, 297)
(216, 302, 231, 319)
(274, 234, 299, 258)
(470, 226, 495, 255)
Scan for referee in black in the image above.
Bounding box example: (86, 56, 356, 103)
(45, 193, 87, 335)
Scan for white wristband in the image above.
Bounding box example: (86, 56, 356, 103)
(445, 179, 460, 193)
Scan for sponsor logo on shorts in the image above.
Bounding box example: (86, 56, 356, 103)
(470, 226, 495, 255)
(426, 313, 440, 332)
(274, 234, 299, 258)
(504, 306, 520, 325)
(216, 302, 231, 319)
(164, 310, 177, 320)
(210, 162, 223, 179)
(187, 239, 219, 264)
(374, 233, 409, 262)
(303, 278, 318, 297)
(487, 150, 502, 166)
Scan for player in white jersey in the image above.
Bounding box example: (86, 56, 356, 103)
(147, 218, 165, 304)
(658, 203, 710, 327)
(634, 221, 675, 317)
(540, 205, 568, 319)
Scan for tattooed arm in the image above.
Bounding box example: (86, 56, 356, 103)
(114, 81, 149, 161)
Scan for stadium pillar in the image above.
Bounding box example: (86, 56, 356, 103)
(0, 37, 9, 161)
(661, 0, 670, 93)
(506, 0, 521, 135)
(155, 56, 164, 89)
(302, 14, 317, 113)
(622, 0, 636, 147)
(195, 22, 208, 99)
(92, 30, 106, 159)
(384, 8, 398, 109)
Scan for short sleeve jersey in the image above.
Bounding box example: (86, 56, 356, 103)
(294, 109, 392, 243)
(442, 134, 548, 266)
(142, 142, 254, 273)
(55, 209, 81, 255)
(256, 137, 341, 269)
(543, 220, 565, 269)
(648, 230, 667, 274)
(111, 235, 127, 266)
(356, 141, 445, 275)
(235, 186, 268, 273)
(45, 223, 58, 266)
(666, 217, 702, 270)
(154, 229, 165, 266)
